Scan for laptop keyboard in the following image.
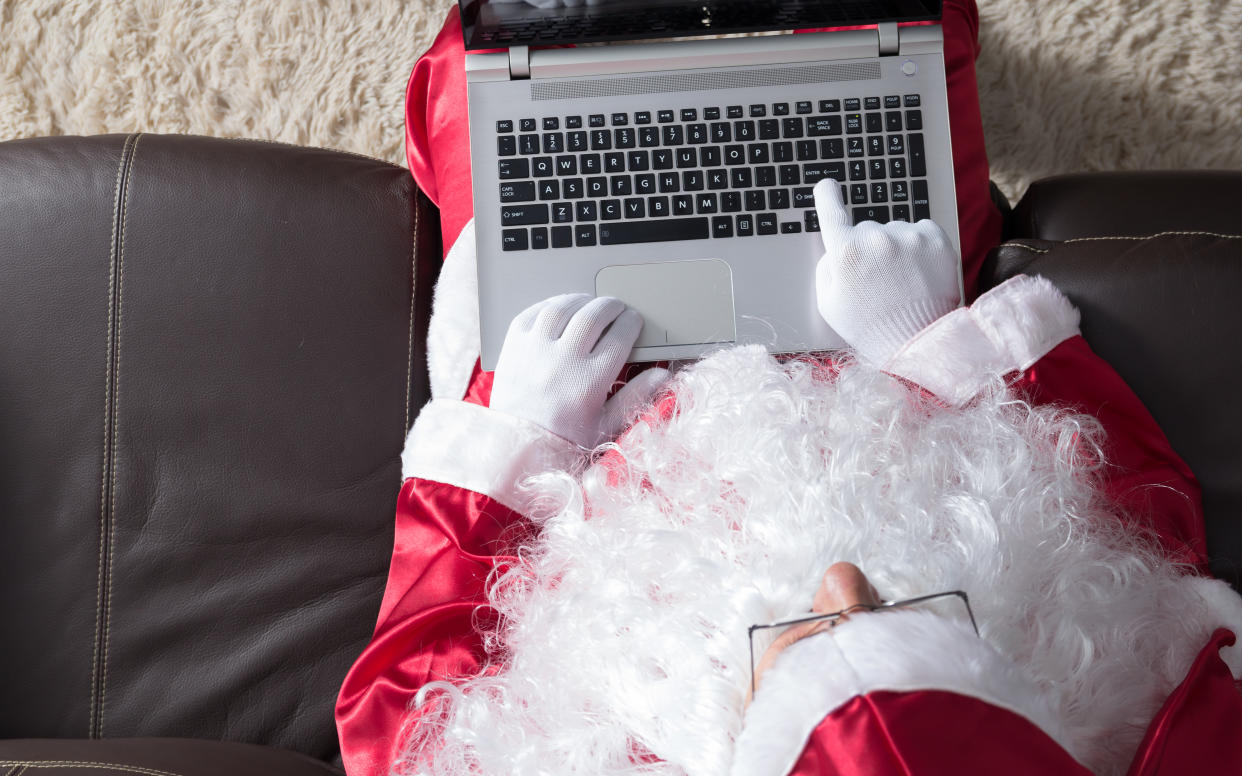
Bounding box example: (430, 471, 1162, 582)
(495, 95, 929, 251)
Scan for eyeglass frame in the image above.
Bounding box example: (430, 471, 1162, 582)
(747, 590, 979, 695)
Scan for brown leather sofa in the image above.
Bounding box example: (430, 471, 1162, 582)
(1, 134, 1239, 774)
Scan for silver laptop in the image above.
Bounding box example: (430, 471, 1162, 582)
(465, 0, 962, 369)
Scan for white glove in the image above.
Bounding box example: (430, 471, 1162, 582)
(490, 294, 671, 449)
(813, 178, 961, 366)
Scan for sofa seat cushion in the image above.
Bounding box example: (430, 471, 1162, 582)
(0, 738, 343, 775)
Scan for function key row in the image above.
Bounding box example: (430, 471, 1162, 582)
(495, 95, 922, 133)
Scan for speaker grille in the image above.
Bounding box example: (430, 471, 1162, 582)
(531, 61, 881, 101)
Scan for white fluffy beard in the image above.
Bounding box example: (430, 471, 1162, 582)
(396, 345, 1229, 776)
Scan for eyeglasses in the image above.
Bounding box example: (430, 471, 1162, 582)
(747, 590, 979, 695)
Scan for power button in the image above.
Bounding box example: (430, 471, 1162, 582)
(901, 60, 918, 76)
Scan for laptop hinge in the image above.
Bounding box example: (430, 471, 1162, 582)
(509, 45, 531, 80)
(877, 22, 899, 56)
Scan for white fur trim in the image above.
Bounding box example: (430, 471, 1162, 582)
(402, 399, 583, 515)
(427, 219, 482, 401)
(731, 609, 1071, 776)
(885, 275, 1081, 406)
(1185, 575, 1242, 677)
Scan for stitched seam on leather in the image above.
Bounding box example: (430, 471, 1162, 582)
(4, 764, 27, 775)
(405, 192, 419, 440)
(0, 762, 182, 776)
(1000, 230, 1242, 254)
(91, 131, 137, 739)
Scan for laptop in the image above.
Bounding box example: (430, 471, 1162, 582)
(463, 0, 962, 369)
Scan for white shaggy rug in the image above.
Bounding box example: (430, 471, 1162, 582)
(1, 0, 1240, 203)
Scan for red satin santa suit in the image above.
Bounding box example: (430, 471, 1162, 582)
(335, 2, 1242, 773)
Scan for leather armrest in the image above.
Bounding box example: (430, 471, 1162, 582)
(1008, 171, 1242, 241)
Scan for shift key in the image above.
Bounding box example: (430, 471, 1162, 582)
(501, 204, 549, 225)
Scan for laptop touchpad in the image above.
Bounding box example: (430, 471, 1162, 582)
(595, 259, 736, 349)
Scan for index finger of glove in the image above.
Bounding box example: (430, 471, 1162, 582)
(561, 296, 628, 356)
(813, 178, 852, 248)
(590, 307, 643, 365)
(528, 293, 593, 340)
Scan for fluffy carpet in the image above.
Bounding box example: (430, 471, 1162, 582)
(1, 0, 1239, 202)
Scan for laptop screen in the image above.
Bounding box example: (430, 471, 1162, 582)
(459, 0, 943, 51)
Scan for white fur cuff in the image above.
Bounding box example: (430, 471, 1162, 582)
(1185, 575, 1242, 677)
(884, 275, 1081, 406)
(402, 399, 584, 515)
(730, 609, 1071, 776)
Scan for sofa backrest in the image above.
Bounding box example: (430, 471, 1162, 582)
(0, 134, 438, 762)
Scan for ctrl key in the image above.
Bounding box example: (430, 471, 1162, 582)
(502, 229, 529, 251)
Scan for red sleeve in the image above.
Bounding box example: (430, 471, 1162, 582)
(1015, 336, 1209, 572)
(334, 477, 530, 776)
(789, 690, 1092, 776)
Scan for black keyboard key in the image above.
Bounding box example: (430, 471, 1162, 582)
(727, 105, 744, 118)
(769, 188, 790, 209)
(844, 98, 861, 111)
(657, 110, 675, 122)
(590, 114, 607, 127)
(846, 138, 865, 158)
(820, 139, 844, 159)
(502, 229, 528, 250)
(734, 121, 756, 141)
(598, 217, 710, 245)
(908, 134, 927, 177)
(611, 176, 632, 196)
(853, 205, 889, 224)
(904, 94, 921, 107)
(682, 170, 704, 191)
(747, 144, 769, 165)
(889, 158, 907, 178)
(796, 101, 813, 114)
(711, 122, 732, 143)
(615, 128, 636, 148)
(845, 114, 862, 134)
(892, 204, 911, 222)
(913, 180, 930, 220)
(639, 126, 660, 147)
(707, 169, 728, 190)
(848, 160, 867, 181)
(673, 195, 694, 215)
(498, 158, 528, 178)
(533, 157, 553, 177)
(850, 184, 868, 204)
(567, 131, 588, 152)
(538, 180, 560, 200)
(804, 210, 820, 232)
(635, 173, 656, 195)
(773, 102, 790, 116)
(781, 221, 802, 234)
(871, 182, 888, 203)
(807, 116, 842, 136)
(864, 97, 881, 110)
(773, 142, 794, 163)
(676, 148, 697, 168)
(566, 116, 583, 129)
(884, 95, 901, 108)
(551, 225, 572, 247)
(658, 172, 679, 192)
(891, 181, 909, 201)
(782, 118, 804, 138)
(648, 196, 669, 217)
(885, 111, 903, 132)
(906, 109, 923, 130)
(519, 134, 540, 154)
(802, 162, 845, 184)
(745, 190, 766, 211)
(723, 145, 746, 165)
(552, 202, 573, 223)
(757, 213, 778, 234)
(542, 117, 559, 130)
(581, 154, 602, 174)
(575, 224, 597, 246)
(563, 178, 584, 198)
(730, 168, 753, 188)
(576, 201, 597, 221)
(520, 118, 537, 132)
(819, 99, 840, 112)
(498, 136, 517, 156)
(779, 165, 799, 186)
(755, 166, 776, 187)
(543, 132, 564, 153)
(662, 125, 684, 145)
(792, 187, 815, 207)
(605, 152, 625, 173)
(591, 130, 612, 150)
(721, 191, 741, 212)
(696, 193, 718, 214)
(712, 215, 734, 237)
(584, 177, 605, 197)
(601, 199, 622, 220)
(737, 213, 755, 235)
(869, 159, 886, 179)
(687, 124, 709, 144)
(797, 140, 818, 161)
(700, 146, 721, 167)
(624, 198, 646, 219)
(653, 149, 674, 170)
(866, 113, 883, 133)
(501, 204, 549, 225)
(749, 104, 766, 117)
(887, 135, 905, 155)
(759, 119, 780, 140)
(681, 108, 698, 122)
(497, 120, 514, 133)
(704, 107, 721, 120)
(635, 111, 652, 124)
(867, 136, 885, 156)
(611, 112, 628, 126)
(531, 227, 548, 249)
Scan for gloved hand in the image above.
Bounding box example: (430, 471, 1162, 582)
(490, 294, 671, 449)
(813, 179, 961, 366)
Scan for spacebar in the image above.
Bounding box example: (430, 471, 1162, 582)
(599, 218, 710, 245)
